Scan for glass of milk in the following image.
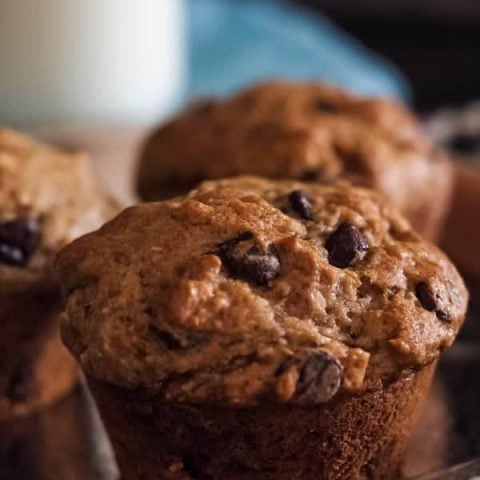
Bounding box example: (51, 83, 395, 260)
(0, 0, 186, 127)
(0, 0, 186, 203)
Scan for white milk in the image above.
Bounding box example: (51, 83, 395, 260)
(0, 0, 186, 126)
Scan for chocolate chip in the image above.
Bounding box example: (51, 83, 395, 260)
(436, 309, 451, 323)
(0, 218, 40, 267)
(280, 351, 343, 404)
(415, 282, 451, 323)
(0, 245, 24, 266)
(325, 223, 368, 268)
(228, 245, 280, 286)
(287, 190, 312, 220)
(313, 99, 339, 114)
(415, 282, 436, 311)
(217, 232, 280, 286)
(6, 364, 33, 403)
(150, 325, 210, 350)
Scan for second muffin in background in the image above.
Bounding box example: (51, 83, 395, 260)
(137, 81, 452, 240)
(0, 128, 119, 420)
(57, 176, 467, 480)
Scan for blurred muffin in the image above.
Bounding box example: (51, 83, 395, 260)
(439, 164, 480, 288)
(0, 128, 119, 420)
(57, 176, 467, 480)
(427, 103, 480, 286)
(137, 81, 452, 240)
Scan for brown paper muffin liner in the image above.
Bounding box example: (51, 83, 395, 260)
(87, 363, 435, 480)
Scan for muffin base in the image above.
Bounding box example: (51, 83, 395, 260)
(88, 363, 435, 480)
(0, 327, 78, 421)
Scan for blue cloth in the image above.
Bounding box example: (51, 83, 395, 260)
(188, 0, 410, 101)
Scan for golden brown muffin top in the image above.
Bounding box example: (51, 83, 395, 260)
(58, 177, 467, 406)
(0, 128, 119, 292)
(136, 81, 451, 238)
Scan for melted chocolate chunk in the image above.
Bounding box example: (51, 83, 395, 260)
(0, 245, 24, 266)
(415, 282, 451, 323)
(6, 364, 33, 403)
(217, 232, 281, 286)
(280, 351, 343, 404)
(415, 282, 436, 312)
(313, 99, 339, 114)
(0, 218, 41, 267)
(150, 326, 210, 350)
(325, 223, 368, 268)
(287, 190, 312, 220)
(436, 309, 451, 323)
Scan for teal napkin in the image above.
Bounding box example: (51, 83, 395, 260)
(188, 0, 410, 101)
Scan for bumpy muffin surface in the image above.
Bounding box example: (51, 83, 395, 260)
(137, 81, 451, 238)
(0, 128, 118, 288)
(58, 177, 467, 406)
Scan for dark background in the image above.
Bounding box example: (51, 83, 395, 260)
(296, 0, 480, 111)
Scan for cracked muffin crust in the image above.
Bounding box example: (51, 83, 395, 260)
(137, 81, 452, 240)
(58, 176, 466, 405)
(0, 128, 119, 419)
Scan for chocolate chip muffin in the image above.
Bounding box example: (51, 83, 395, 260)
(0, 128, 119, 420)
(57, 176, 467, 479)
(137, 81, 452, 240)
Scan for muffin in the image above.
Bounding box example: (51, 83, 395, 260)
(136, 81, 452, 240)
(0, 128, 118, 420)
(439, 163, 480, 288)
(427, 104, 480, 284)
(57, 176, 467, 479)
